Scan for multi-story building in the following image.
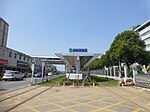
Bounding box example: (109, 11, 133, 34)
(0, 18, 32, 75)
(134, 20, 150, 52)
(0, 18, 9, 47)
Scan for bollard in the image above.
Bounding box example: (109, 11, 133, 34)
(93, 83, 95, 87)
(63, 82, 65, 86)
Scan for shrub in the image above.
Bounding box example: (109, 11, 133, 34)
(64, 81, 73, 85)
(83, 79, 98, 86)
(91, 79, 98, 86)
(84, 81, 91, 86)
(147, 65, 150, 74)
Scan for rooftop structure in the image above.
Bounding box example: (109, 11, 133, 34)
(31, 56, 65, 64)
(55, 52, 101, 73)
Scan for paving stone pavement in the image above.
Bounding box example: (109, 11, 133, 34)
(0, 86, 150, 112)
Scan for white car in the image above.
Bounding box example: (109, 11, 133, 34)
(48, 72, 53, 76)
(3, 70, 24, 81)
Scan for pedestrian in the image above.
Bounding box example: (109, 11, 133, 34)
(118, 76, 125, 86)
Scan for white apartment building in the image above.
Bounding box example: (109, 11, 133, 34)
(134, 20, 150, 52)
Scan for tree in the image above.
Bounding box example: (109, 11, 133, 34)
(89, 30, 150, 70)
(109, 30, 150, 66)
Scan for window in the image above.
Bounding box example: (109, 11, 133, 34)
(27, 57, 29, 62)
(140, 30, 150, 37)
(147, 43, 150, 47)
(14, 53, 17, 59)
(19, 55, 22, 60)
(24, 55, 25, 61)
(9, 52, 12, 57)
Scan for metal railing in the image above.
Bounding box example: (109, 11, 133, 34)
(135, 74, 150, 88)
(33, 74, 65, 84)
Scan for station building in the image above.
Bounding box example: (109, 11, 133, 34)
(134, 19, 150, 52)
(56, 48, 101, 73)
(31, 56, 61, 73)
(0, 18, 32, 75)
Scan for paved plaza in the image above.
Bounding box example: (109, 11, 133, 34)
(0, 86, 150, 112)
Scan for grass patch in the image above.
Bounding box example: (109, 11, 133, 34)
(39, 75, 118, 87)
(91, 75, 118, 86)
(39, 76, 65, 86)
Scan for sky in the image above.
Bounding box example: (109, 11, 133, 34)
(0, 0, 150, 57)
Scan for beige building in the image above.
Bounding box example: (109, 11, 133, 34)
(0, 18, 32, 75)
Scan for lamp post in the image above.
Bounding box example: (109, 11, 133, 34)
(123, 63, 127, 80)
(119, 61, 121, 78)
(31, 62, 35, 85)
(42, 62, 45, 82)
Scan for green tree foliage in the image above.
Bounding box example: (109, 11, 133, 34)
(90, 30, 150, 70)
(90, 58, 101, 70)
(147, 65, 150, 74)
(109, 30, 149, 66)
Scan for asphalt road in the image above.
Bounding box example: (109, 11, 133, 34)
(0, 74, 64, 94)
(0, 78, 31, 94)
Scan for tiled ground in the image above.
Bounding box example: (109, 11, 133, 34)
(0, 86, 149, 112)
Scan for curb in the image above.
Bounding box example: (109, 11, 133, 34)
(134, 86, 150, 92)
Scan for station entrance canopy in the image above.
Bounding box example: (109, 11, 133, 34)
(55, 53, 101, 73)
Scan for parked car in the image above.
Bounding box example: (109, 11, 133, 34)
(53, 72, 58, 75)
(3, 70, 24, 81)
(34, 72, 42, 77)
(48, 72, 53, 76)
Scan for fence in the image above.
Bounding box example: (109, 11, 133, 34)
(33, 74, 65, 84)
(89, 69, 120, 80)
(135, 74, 150, 88)
(90, 69, 150, 88)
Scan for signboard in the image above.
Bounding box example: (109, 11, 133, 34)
(0, 59, 8, 65)
(66, 73, 83, 80)
(17, 61, 29, 68)
(69, 48, 88, 52)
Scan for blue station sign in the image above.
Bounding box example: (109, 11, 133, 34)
(17, 61, 29, 68)
(69, 48, 88, 52)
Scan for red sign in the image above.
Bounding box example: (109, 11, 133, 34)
(0, 59, 8, 65)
